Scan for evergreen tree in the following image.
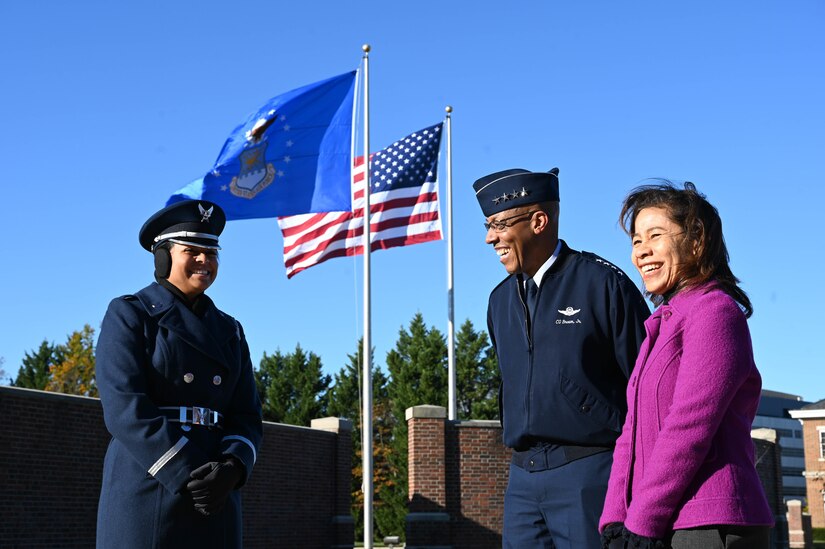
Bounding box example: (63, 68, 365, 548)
(47, 325, 97, 397)
(455, 319, 499, 420)
(255, 344, 331, 426)
(13, 340, 63, 390)
(382, 313, 448, 540)
(325, 339, 395, 542)
(256, 349, 289, 422)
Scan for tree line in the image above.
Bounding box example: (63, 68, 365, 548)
(7, 312, 499, 542)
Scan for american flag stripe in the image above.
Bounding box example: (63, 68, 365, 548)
(281, 204, 441, 272)
(277, 123, 443, 278)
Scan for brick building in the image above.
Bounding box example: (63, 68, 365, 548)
(753, 390, 810, 503)
(790, 399, 825, 528)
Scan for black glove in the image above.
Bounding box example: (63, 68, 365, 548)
(186, 458, 243, 516)
(601, 522, 626, 549)
(621, 526, 670, 549)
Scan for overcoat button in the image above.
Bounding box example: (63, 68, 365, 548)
(184, 373, 194, 383)
(213, 375, 222, 386)
(581, 405, 591, 413)
(529, 460, 534, 466)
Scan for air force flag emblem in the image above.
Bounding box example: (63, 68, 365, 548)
(229, 141, 276, 199)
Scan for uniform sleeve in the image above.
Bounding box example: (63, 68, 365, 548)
(611, 276, 650, 379)
(623, 297, 753, 538)
(219, 321, 263, 486)
(96, 298, 210, 494)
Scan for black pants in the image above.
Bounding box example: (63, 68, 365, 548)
(670, 525, 771, 549)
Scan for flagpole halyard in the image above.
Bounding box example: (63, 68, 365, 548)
(445, 106, 457, 421)
(360, 43, 374, 549)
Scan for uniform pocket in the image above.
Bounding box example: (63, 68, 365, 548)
(559, 374, 621, 432)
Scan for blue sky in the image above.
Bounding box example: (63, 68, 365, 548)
(1, 1, 823, 401)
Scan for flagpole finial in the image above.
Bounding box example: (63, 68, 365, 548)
(445, 105, 453, 114)
(362, 44, 371, 53)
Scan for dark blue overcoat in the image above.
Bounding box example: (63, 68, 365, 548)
(95, 282, 262, 549)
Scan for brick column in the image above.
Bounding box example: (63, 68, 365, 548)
(406, 405, 451, 549)
(787, 499, 813, 549)
(311, 417, 354, 549)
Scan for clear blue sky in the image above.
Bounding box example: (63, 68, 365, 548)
(1, 1, 823, 400)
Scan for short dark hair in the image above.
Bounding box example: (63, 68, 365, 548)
(619, 180, 752, 317)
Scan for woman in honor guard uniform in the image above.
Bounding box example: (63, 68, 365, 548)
(95, 200, 262, 548)
(599, 182, 773, 548)
(473, 168, 650, 549)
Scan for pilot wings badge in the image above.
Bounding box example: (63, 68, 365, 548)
(557, 307, 581, 317)
(229, 141, 276, 199)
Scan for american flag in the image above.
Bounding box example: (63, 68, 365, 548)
(277, 123, 443, 278)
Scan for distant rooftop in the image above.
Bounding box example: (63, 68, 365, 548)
(762, 389, 805, 401)
(758, 389, 810, 418)
(801, 398, 825, 411)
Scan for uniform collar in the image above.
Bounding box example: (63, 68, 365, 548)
(530, 239, 563, 288)
(135, 283, 237, 371)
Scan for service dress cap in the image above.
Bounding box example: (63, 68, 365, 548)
(139, 200, 226, 252)
(473, 168, 560, 217)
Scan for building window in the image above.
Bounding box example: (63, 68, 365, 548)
(783, 448, 805, 458)
(820, 430, 825, 459)
(795, 430, 803, 439)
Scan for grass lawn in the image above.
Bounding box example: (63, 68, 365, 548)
(813, 527, 825, 548)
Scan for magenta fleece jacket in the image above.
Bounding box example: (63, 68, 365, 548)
(599, 283, 774, 538)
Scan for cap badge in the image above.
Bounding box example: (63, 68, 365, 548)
(198, 204, 214, 223)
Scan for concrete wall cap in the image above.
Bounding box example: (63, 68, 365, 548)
(0, 385, 99, 404)
(311, 417, 353, 432)
(751, 427, 778, 442)
(406, 405, 447, 421)
(453, 419, 502, 428)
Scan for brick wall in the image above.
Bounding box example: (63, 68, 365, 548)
(407, 406, 783, 549)
(800, 417, 825, 528)
(406, 405, 510, 549)
(0, 386, 353, 549)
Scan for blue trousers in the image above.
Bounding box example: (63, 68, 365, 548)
(503, 450, 612, 549)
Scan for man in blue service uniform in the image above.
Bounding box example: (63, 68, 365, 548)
(95, 200, 262, 548)
(473, 168, 649, 548)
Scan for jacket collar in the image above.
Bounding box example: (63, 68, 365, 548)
(656, 280, 719, 317)
(135, 283, 237, 370)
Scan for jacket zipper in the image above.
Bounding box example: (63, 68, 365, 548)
(518, 280, 533, 426)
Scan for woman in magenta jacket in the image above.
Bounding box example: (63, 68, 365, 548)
(599, 182, 773, 549)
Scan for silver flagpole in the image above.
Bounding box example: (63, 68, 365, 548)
(445, 106, 457, 421)
(360, 43, 374, 549)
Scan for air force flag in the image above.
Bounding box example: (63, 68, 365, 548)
(167, 71, 357, 220)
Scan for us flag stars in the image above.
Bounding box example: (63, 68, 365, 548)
(368, 125, 441, 191)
